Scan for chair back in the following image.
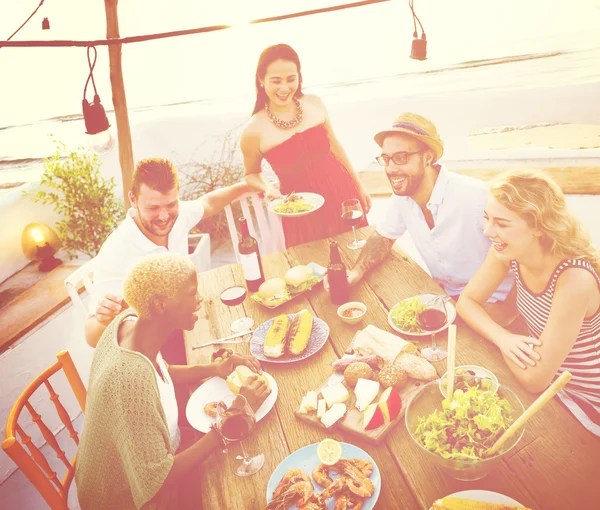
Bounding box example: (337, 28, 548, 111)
(2, 351, 86, 510)
(188, 232, 211, 272)
(64, 258, 96, 320)
(225, 192, 285, 262)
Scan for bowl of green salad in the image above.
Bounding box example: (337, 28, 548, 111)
(405, 377, 525, 481)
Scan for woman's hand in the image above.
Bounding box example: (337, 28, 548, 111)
(215, 354, 262, 379)
(240, 375, 271, 412)
(496, 333, 542, 369)
(265, 182, 282, 200)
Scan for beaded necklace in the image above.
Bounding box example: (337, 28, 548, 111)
(265, 97, 303, 129)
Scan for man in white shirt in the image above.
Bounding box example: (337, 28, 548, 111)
(325, 112, 514, 308)
(85, 157, 256, 348)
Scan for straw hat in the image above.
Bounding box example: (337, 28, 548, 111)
(374, 113, 444, 162)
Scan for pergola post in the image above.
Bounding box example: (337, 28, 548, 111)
(104, 0, 134, 209)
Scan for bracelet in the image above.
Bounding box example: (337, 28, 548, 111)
(209, 424, 228, 447)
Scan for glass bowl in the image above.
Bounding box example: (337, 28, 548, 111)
(405, 378, 525, 481)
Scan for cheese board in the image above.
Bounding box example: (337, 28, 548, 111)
(294, 325, 439, 444)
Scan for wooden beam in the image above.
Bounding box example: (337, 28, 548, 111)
(104, 0, 134, 208)
(359, 167, 600, 196)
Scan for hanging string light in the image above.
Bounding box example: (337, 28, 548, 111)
(82, 46, 115, 154)
(409, 0, 427, 61)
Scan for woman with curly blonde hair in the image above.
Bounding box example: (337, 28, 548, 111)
(457, 169, 600, 436)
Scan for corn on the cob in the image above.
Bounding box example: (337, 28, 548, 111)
(287, 309, 313, 355)
(263, 314, 291, 358)
(433, 498, 531, 510)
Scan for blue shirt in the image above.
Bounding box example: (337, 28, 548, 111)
(376, 165, 513, 302)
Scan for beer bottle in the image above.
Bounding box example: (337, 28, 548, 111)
(328, 240, 349, 305)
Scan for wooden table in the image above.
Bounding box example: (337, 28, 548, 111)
(184, 227, 600, 510)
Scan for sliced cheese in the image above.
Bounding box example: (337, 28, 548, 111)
(297, 395, 308, 414)
(317, 399, 327, 418)
(304, 391, 318, 411)
(354, 378, 380, 412)
(320, 403, 347, 428)
(353, 325, 417, 363)
(321, 383, 350, 408)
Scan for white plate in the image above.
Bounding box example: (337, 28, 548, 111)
(266, 442, 381, 509)
(250, 314, 330, 363)
(268, 192, 325, 217)
(388, 293, 457, 337)
(430, 489, 525, 509)
(186, 372, 278, 433)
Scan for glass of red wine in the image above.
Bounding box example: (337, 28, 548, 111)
(341, 198, 366, 250)
(216, 394, 264, 476)
(417, 296, 449, 362)
(220, 286, 254, 333)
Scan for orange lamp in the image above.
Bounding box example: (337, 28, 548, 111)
(21, 223, 63, 272)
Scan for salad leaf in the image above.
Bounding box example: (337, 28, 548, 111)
(288, 275, 320, 296)
(414, 387, 515, 461)
(391, 296, 425, 333)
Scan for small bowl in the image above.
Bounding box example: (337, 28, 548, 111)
(337, 302, 367, 325)
(405, 378, 525, 481)
(439, 365, 499, 398)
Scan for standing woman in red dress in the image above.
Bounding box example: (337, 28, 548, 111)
(241, 44, 371, 248)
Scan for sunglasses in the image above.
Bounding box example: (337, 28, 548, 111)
(376, 150, 423, 167)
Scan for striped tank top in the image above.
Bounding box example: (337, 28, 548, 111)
(511, 258, 600, 436)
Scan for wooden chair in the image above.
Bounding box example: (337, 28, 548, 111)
(64, 258, 96, 320)
(2, 351, 86, 510)
(225, 192, 285, 262)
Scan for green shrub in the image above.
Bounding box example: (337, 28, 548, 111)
(24, 141, 124, 259)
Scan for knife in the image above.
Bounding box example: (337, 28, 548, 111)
(192, 330, 254, 350)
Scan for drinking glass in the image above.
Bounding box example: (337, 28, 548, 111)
(216, 394, 264, 476)
(341, 199, 366, 250)
(220, 286, 254, 333)
(418, 296, 449, 362)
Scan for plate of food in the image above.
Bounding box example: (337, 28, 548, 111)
(268, 192, 325, 217)
(186, 366, 278, 433)
(431, 489, 527, 509)
(250, 310, 330, 363)
(250, 263, 325, 309)
(388, 294, 457, 337)
(266, 442, 381, 509)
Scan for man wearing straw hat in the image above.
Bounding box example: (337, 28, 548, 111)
(325, 112, 514, 309)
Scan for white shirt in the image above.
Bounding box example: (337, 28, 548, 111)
(89, 199, 204, 313)
(376, 165, 513, 302)
(154, 353, 180, 451)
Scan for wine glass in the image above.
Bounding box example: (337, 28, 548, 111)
(216, 394, 264, 477)
(220, 286, 254, 333)
(418, 295, 449, 362)
(341, 199, 366, 250)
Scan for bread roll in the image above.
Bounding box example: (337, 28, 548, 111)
(378, 365, 408, 389)
(344, 362, 374, 387)
(396, 353, 437, 381)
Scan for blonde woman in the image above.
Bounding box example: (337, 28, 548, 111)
(457, 170, 600, 436)
(76, 254, 269, 509)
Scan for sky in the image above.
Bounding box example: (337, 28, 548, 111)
(1, 0, 599, 127)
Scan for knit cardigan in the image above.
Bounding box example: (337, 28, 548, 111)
(75, 310, 177, 510)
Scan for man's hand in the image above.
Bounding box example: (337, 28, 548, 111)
(496, 333, 542, 369)
(239, 375, 271, 412)
(215, 354, 263, 379)
(95, 294, 127, 325)
(323, 268, 362, 293)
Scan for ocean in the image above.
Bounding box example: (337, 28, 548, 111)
(1, 0, 599, 188)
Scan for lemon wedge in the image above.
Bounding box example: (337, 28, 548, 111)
(317, 438, 342, 466)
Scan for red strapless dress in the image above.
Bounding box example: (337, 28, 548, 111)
(264, 123, 368, 248)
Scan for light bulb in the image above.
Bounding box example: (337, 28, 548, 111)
(87, 129, 115, 155)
